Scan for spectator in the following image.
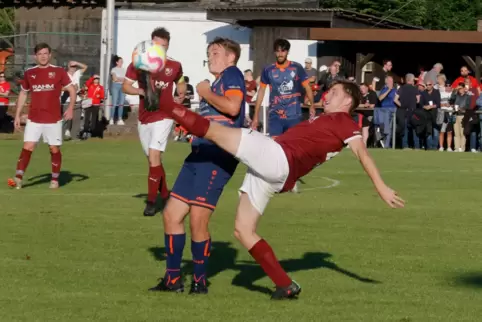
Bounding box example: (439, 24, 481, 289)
(110, 55, 126, 125)
(437, 74, 453, 151)
(465, 77, 479, 152)
(358, 83, 377, 145)
(304, 58, 317, 84)
(451, 82, 471, 152)
(84, 75, 104, 137)
(424, 63, 443, 85)
(378, 75, 397, 148)
(0, 71, 10, 120)
(62, 60, 87, 139)
(318, 60, 344, 91)
(244, 70, 257, 104)
(174, 76, 194, 108)
(420, 80, 441, 150)
(451, 66, 478, 90)
(372, 59, 393, 92)
(394, 73, 420, 149)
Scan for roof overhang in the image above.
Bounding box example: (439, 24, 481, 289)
(310, 28, 482, 44)
(207, 8, 332, 24)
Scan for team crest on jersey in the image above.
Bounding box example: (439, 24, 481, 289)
(48, 72, 55, 79)
(290, 71, 296, 78)
(165, 68, 173, 76)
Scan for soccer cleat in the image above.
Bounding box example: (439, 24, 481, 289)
(8, 177, 22, 189)
(49, 180, 59, 189)
(271, 280, 301, 300)
(189, 281, 208, 295)
(148, 277, 184, 293)
(143, 201, 157, 217)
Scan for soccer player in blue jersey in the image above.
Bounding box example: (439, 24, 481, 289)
(252, 38, 314, 192)
(149, 37, 246, 294)
(251, 38, 315, 136)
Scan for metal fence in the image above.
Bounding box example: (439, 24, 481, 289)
(0, 31, 101, 83)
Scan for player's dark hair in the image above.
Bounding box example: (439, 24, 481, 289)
(273, 38, 290, 51)
(383, 59, 391, 66)
(151, 27, 170, 42)
(360, 82, 369, 87)
(208, 37, 241, 64)
(244, 69, 252, 74)
(184, 76, 190, 83)
(34, 42, 51, 54)
(331, 80, 362, 112)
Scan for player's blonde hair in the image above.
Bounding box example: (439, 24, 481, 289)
(208, 37, 241, 64)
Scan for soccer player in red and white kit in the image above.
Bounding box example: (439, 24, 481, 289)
(161, 79, 405, 299)
(8, 43, 76, 189)
(122, 27, 186, 216)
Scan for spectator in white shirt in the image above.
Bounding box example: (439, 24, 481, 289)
(110, 56, 126, 125)
(62, 60, 87, 139)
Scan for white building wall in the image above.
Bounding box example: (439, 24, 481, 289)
(104, 9, 317, 103)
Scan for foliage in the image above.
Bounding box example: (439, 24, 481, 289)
(320, 0, 482, 30)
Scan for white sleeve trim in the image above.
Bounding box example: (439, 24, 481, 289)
(62, 82, 74, 90)
(344, 134, 362, 144)
(124, 76, 135, 83)
(20, 85, 29, 92)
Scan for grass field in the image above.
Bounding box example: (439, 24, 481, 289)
(1, 137, 482, 321)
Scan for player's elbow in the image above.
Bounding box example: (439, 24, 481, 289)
(225, 104, 241, 117)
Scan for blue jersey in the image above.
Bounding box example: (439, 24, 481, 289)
(261, 61, 309, 119)
(193, 66, 246, 147)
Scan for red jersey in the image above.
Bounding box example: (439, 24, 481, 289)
(452, 75, 478, 89)
(125, 58, 183, 124)
(22, 65, 72, 123)
(276, 112, 361, 192)
(0, 81, 10, 105)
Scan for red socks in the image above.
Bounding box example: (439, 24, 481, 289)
(249, 239, 292, 288)
(157, 163, 169, 199)
(15, 149, 32, 179)
(50, 151, 62, 182)
(148, 165, 163, 203)
(168, 102, 210, 138)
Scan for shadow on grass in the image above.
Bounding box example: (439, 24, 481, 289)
(149, 242, 380, 294)
(23, 171, 89, 188)
(453, 272, 482, 289)
(132, 193, 168, 211)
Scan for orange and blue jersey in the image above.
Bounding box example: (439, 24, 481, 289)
(170, 65, 245, 210)
(260, 60, 309, 120)
(193, 65, 245, 147)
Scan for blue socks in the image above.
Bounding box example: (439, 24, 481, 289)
(164, 233, 186, 281)
(191, 239, 211, 285)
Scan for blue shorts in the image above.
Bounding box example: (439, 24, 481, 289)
(171, 145, 239, 210)
(268, 116, 301, 137)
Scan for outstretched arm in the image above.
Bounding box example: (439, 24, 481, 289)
(348, 138, 405, 208)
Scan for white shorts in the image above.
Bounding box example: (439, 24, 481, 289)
(236, 128, 290, 214)
(138, 119, 174, 155)
(24, 120, 63, 146)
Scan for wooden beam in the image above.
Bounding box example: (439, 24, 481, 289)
(462, 56, 476, 71)
(355, 53, 374, 84)
(309, 28, 482, 44)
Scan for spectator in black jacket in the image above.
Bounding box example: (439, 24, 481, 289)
(420, 80, 441, 150)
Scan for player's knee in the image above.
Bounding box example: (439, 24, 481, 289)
(23, 142, 36, 152)
(148, 149, 162, 166)
(189, 206, 212, 236)
(49, 145, 60, 154)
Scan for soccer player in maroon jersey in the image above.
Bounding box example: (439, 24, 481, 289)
(8, 43, 76, 189)
(122, 27, 186, 217)
(161, 79, 405, 299)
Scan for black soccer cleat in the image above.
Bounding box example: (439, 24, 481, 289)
(148, 277, 184, 293)
(143, 201, 157, 217)
(270, 280, 301, 300)
(189, 281, 208, 295)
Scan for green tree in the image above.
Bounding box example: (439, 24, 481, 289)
(0, 8, 15, 47)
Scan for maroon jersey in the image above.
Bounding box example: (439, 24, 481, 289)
(125, 58, 183, 124)
(21, 65, 72, 124)
(276, 112, 361, 192)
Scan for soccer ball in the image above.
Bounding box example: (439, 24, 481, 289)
(131, 40, 166, 73)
